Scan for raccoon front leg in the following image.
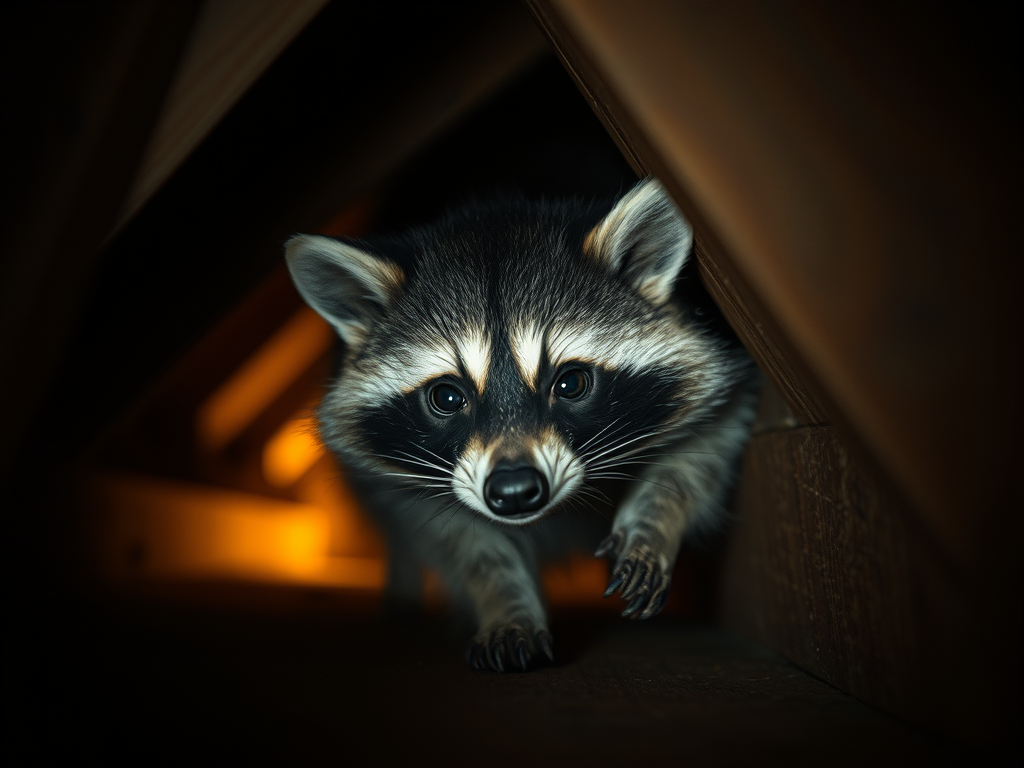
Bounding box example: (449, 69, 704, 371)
(595, 465, 693, 619)
(434, 521, 552, 672)
(463, 565, 553, 672)
(597, 397, 756, 619)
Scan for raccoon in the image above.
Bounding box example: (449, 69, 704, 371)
(285, 178, 759, 672)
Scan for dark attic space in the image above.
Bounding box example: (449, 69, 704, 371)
(2, 1, 1020, 766)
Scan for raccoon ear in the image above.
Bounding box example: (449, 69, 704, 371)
(285, 234, 404, 348)
(585, 178, 693, 305)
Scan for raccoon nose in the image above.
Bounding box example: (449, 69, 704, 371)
(483, 466, 549, 516)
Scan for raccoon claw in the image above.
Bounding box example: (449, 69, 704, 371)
(603, 574, 624, 598)
(602, 542, 672, 620)
(466, 625, 552, 672)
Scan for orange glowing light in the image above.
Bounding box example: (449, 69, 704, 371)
(196, 306, 333, 452)
(88, 470, 385, 589)
(542, 553, 616, 609)
(263, 412, 324, 487)
(87, 469, 623, 609)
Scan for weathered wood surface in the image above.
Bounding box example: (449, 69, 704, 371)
(525, 0, 834, 427)
(525, 0, 1022, 756)
(526, 0, 1021, 570)
(0, 0, 201, 480)
(19, 2, 548, 475)
(114, 0, 330, 232)
(719, 423, 1020, 756)
(27, 608, 960, 766)
(694, 240, 828, 425)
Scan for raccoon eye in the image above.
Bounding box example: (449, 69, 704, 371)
(427, 382, 467, 416)
(553, 369, 590, 400)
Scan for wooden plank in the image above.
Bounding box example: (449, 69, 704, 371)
(289, 4, 550, 232)
(43, 2, 549, 468)
(113, 0, 330, 233)
(38, 615, 958, 765)
(694, 240, 828, 425)
(0, 0, 201, 480)
(526, 1, 1022, 755)
(719, 425, 1021, 756)
(524, 0, 829, 426)
(525, 0, 1021, 590)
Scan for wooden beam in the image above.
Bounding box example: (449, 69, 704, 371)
(526, 0, 1021, 577)
(113, 0, 330, 234)
(527, 1, 1022, 754)
(0, 0, 201, 479)
(45, 2, 549, 465)
(720, 423, 1019, 753)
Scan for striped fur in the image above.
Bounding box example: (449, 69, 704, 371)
(286, 178, 759, 671)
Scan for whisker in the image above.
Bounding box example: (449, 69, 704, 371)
(390, 450, 452, 474)
(577, 419, 649, 461)
(582, 429, 668, 466)
(409, 444, 455, 467)
(588, 446, 731, 473)
(587, 454, 666, 473)
(397, 486, 435, 516)
(440, 504, 462, 536)
(586, 471, 639, 480)
(577, 482, 614, 508)
(380, 471, 450, 485)
(373, 452, 434, 470)
(421, 490, 458, 503)
(589, 458, 669, 471)
(575, 416, 624, 453)
(568, 489, 603, 517)
(573, 487, 610, 524)
(415, 498, 461, 534)
(587, 472, 687, 499)
(583, 420, 679, 456)
(397, 447, 454, 471)
(563, 496, 592, 523)
(586, 435, 678, 469)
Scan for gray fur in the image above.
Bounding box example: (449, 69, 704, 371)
(286, 178, 759, 671)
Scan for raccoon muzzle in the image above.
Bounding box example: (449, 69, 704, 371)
(483, 465, 550, 517)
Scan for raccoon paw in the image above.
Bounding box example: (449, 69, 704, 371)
(465, 624, 553, 673)
(597, 533, 671, 620)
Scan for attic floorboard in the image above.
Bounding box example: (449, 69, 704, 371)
(41, 599, 959, 766)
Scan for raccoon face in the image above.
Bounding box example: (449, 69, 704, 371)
(286, 179, 734, 526)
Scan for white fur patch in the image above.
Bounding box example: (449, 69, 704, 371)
(345, 329, 491, 405)
(450, 431, 585, 526)
(515, 317, 702, 379)
(531, 431, 584, 509)
(509, 322, 545, 389)
(456, 328, 491, 394)
(452, 438, 493, 517)
(401, 344, 461, 389)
